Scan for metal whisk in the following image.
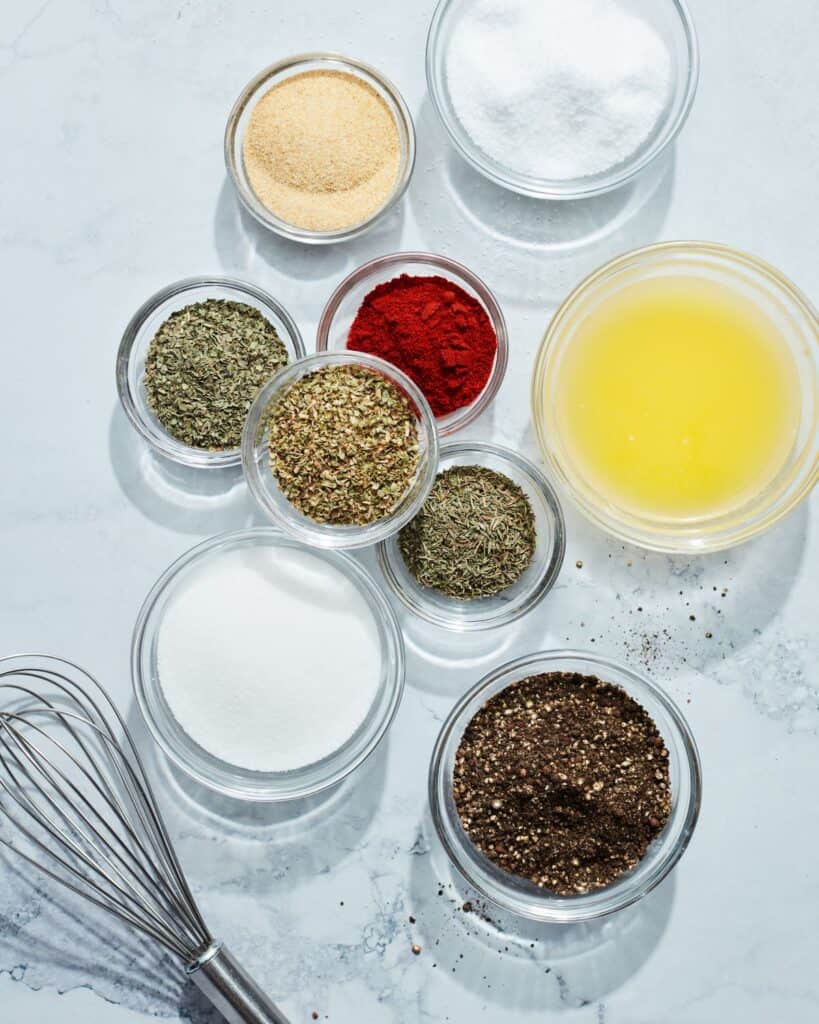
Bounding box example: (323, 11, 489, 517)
(0, 655, 290, 1024)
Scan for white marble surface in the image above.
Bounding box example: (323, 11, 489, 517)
(1, 0, 817, 1021)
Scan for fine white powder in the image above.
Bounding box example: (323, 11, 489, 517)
(157, 545, 382, 773)
(446, 0, 672, 180)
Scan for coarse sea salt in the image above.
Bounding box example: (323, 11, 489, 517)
(445, 0, 673, 181)
(157, 545, 381, 773)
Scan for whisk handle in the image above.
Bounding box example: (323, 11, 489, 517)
(189, 944, 291, 1024)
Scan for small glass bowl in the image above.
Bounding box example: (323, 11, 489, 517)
(116, 277, 305, 469)
(132, 528, 405, 801)
(225, 52, 416, 244)
(241, 351, 439, 550)
(316, 252, 508, 435)
(430, 650, 701, 923)
(426, 0, 699, 199)
(378, 442, 565, 630)
(532, 242, 819, 552)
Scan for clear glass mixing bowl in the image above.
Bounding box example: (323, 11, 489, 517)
(378, 441, 565, 630)
(225, 52, 416, 244)
(426, 0, 699, 199)
(429, 650, 701, 923)
(316, 252, 508, 436)
(241, 351, 439, 550)
(116, 277, 305, 469)
(132, 528, 405, 801)
(531, 242, 819, 552)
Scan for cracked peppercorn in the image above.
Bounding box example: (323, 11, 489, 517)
(452, 671, 671, 895)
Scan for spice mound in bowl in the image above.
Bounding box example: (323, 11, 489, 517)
(116, 277, 305, 470)
(317, 253, 509, 436)
(428, 0, 698, 197)
(144, 298, 288, 450)
(453, 671, 671, 895)
(347, 274, 498, 418)
(398, 464, 535, 599)
(242, 351, 439, 549)
(227, 55, 415, 242)
(268, 364, 420, 526)
(377, 441, 565, 631)
(157, 545, 381, 774)
(243, 69, 399, 233)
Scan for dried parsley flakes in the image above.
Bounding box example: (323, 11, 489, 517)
(398, 465, 536, 599)
(144, 298, 288, 450)
(268, 364, 420, 525)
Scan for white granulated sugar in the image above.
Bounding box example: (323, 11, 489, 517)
(446, 0, 672, 180)
(157, 545, 382, 773)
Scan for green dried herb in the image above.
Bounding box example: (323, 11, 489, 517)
(398, 465, 536, 599)
(144, 298, 288, 450)
(268, 365, 420, 525)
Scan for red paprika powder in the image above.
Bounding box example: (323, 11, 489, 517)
(346, 274, 498, 417)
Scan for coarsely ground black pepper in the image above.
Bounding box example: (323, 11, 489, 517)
(453, 672, 671, 895)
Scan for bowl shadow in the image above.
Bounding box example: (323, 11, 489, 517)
(400, 609, 523, 698)
(109, 404, 260, 535)
(410, 96, 675, 308)
(546, 491, 811, 676)
(406, 808, 674, 1011)
(0, 851, 216, 1020)
(212, 177, 410, 341)
(126, 698, 389, 889)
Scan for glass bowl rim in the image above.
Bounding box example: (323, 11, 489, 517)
(315, 251, 509, 436)
(428, 648, 702, 922)
(377, 440, 566, 630)
(425, 0, 700, 199)
(115, 275, 306, 469)
(531, 240, 819, 552)
(131, 526, 406, 801)
(241, 350, 441, 550)
(224, 51, 417, 245)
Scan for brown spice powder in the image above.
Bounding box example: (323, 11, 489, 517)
(243, 70, 400, 232)
(453, 672, 671, 895)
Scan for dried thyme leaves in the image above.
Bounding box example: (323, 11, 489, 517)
(268, 365, 420, 525)
(398, 465, 535, 599)
(144, 298, 288, 450)
(453, 672, 671, 895)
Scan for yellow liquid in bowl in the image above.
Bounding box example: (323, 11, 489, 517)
(551, 276, 801, 519)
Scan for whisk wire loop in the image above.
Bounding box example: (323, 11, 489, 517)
(0, 712, 195, 953)
(0, 659, 211, 958)
(0, 656, 290, 1024)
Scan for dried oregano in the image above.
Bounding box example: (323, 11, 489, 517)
(398, 465, 536, 599)
(268, 365, 420, 525)
(144, 298, 288, 450)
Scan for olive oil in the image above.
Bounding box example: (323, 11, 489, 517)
(552, 275, 800, 519)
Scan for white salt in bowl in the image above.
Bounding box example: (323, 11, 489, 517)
(426, 0, 699, 199)
(132, 528, 404, 801)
